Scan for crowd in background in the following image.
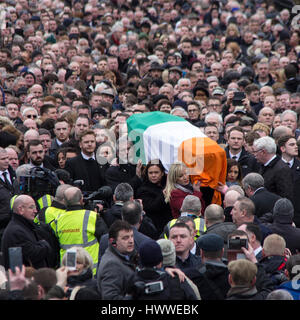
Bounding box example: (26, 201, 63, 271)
(0, 0, 299, 300)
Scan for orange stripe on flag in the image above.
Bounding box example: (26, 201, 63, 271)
(178, 137, 227, 205)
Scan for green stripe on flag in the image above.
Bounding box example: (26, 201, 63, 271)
(127, 111, 185, 134)
(127, 111, 186, 165)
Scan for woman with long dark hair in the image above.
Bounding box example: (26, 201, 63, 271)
(136, 159, 172, 234)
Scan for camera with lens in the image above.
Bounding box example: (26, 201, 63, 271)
(228, 237, 248, 250)
(19, 167, 60, 200)
(82, 186, 112, 212)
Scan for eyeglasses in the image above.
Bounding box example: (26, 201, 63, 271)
(252, 149, 263, 154)
(26, 114, 37, 119)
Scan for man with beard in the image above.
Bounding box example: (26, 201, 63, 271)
(26, 140, 56, 171)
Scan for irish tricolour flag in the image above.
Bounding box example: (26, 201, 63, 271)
(127, 112, 227, 204)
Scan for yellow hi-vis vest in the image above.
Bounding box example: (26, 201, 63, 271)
(164, 217, 206, 240)
(37, 194, 53, 211)
(55, 209, 99, 275)
(34, 206, 66, 232)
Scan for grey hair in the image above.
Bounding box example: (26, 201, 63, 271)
(55, 184, 72, 202)
(22, 107, 38, 117)
(170, 107, 188, 118)
(15, 164, 33, 178)
(114, 183, 134, 202)
(180, 195, 202, 214)
(205, 112, 223, 124)
(280, 109, 297, 121)
(266, 290, 294, 300)
(253, 136, 277, 154)
(242, 173, 264, 191)
(178, 78, 191, 86)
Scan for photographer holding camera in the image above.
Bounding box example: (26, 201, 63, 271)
(55, 186, 108, 275)
(127, 239, 197, 300)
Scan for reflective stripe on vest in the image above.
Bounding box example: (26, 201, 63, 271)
(164, 217, 206, 240)
(56, 209, 99, 275)
(40, 206, 66, 232)
(37, 194, 53, 210)
(10, 195, 18, 210)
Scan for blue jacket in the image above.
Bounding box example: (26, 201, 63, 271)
(278, 281, 300, 300)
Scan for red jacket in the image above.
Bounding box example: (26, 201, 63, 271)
(170, 188, 205, 219)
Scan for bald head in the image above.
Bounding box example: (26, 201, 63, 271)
(204, 204, 224, 226)
(12, 195, 37, 220)
(13, 195, 30, 213)
(224, 190, 241, 208)
(63, 187, 82, 207)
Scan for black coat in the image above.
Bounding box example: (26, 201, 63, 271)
(185, 261, 230, 300)
(290, 158, 300, 227)
(0, 166, 16, 235)
(136, 180, 172, 234)
(104, 163, 142, 196)
(250, 187, 281, 218)
(102, 203, 158, 239)
(260, 156, 294, 201)
(65, 154, 106, 193)
(259, 255, 288, 286)
(267, 220, 300, 255)
(66, 268, 100, 298)
(225, 147, 261, 179)
(128, 268, 197, 300)
(1, 213, 52, 270)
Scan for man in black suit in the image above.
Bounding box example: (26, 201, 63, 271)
(225, 126, 261, 179)
(242, 172, 281, 218)
(253, 136, 294, 201)
(26, 140, 56, 171)
(278, 134, 300, 227)
(65, 129, 106, 193)
(49, 118, 71, 159)
(104, 136, 142, 195)
(0, 147, 17, 243)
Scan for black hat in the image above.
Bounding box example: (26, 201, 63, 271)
(169, 66, 182, 75)
(30, 16, 40, 21)
(139, 240, 163, 267)
(273, 198, 294, 223)
(198, 234, 224, 252)
(16, 86, 28, 97)
(149, 61, 164, 71)
(92, 107, 107, 118)
(127, 68, 140, 80)
(172, 99, 187, 109)
(150, 78, 164, 87)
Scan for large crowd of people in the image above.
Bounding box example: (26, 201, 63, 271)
(0, 0, 299, 301)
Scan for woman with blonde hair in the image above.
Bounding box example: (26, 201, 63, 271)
(164, 161, 205, 219)
(61, 246, 100, 298)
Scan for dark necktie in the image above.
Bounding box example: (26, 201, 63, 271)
(232, 156, 237, 160)
(2, 172, 11, 187)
